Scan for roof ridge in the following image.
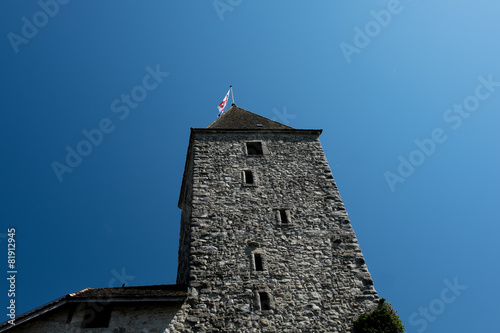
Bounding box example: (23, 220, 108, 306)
(69, 287, 92, 297)
(207, 105, 294, 130)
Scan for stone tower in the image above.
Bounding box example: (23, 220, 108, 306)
(173, 106, 379, 332)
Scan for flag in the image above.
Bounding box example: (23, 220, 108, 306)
(217, 89, 230, 117)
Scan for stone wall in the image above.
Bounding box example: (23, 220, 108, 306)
(171, 131, 379, 332)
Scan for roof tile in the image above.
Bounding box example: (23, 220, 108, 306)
(207, 105, 294, 130)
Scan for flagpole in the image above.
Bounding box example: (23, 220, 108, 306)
(230, 85, 235, 105)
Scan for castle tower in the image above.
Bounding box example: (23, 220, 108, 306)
(173, 106, 379, 332)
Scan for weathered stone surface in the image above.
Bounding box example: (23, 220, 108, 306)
(172, 129, 379, 332)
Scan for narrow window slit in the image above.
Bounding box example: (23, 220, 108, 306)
(279, 209, 289, 224)
(254, 253, 264, 271)
(244, 170, 254, 185)
(259, 292, 271, 311)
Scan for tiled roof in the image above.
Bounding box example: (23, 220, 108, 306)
(207, 105, 294, 130)
(69, 284, 187, 299)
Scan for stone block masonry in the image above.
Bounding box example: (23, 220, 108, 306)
(172, 130, 379, 332)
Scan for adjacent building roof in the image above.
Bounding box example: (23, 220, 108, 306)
(0, 284, 187, 332)
(69, 284, 187, 300)
(207, 105, 294, 130)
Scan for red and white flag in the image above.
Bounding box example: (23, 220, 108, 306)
(217, 89, 230, 117)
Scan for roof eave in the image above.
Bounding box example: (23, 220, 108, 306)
(191, 128, 323, 135)
(68, 297, 186, 303)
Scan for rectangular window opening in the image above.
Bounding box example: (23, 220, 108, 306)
(254, 253, 264, 271)
(244, 170, 254, 185)
(246, 142, 263, 155)
(81, 304, 112, 328)
(259, 292, 271, 311)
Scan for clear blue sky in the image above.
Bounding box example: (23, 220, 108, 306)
(1, 1, 499, 332)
